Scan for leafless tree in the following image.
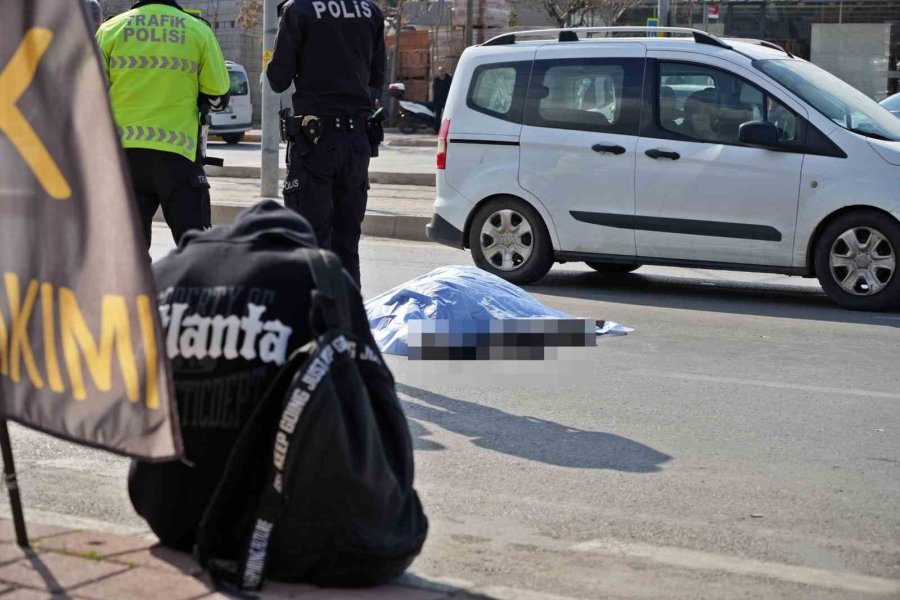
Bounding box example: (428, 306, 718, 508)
(515, 0, 641, 28)
(585, 0, 644, 26)
(519, 0, 591, 28)
(375, 0, 408, 86)
(425, 0, 450, 74)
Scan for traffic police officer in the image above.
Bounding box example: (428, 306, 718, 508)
(267, 0, 386, 287)
(96, 0, 230, 248)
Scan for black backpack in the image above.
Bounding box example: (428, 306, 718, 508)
(194, 249, 428, 590)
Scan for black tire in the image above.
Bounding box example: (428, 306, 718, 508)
(398, 122, 416, 135)
(468, 197, 554, 285)
(222, 133, 244, 145)
(584, 261, 641, 274)
(814, 209, 900, 311)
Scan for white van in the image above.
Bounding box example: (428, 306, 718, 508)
(427, 27, 900, 311)
(210, 61, 253, 144)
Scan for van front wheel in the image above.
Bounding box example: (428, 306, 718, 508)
(814, 210, 900, 311)
(222, 133, 244, 145)
(468, 198, 553, 285)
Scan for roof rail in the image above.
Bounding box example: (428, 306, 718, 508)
(482, 26, 733, 49)
(722, 37, 794, 57)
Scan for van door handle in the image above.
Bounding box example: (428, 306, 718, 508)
(645, 149, 680, 160)
(592, 143, 626, 155)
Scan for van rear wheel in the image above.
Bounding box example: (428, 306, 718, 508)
(814, 209, 900, 311)
(584, 261, 641, 274)
(468, 198, 553, 285)
(222, 133, 244, 144)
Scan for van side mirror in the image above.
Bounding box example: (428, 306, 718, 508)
(739, 120, 779, 148)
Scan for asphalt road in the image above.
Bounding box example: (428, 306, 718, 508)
(4, 227, 899, 599)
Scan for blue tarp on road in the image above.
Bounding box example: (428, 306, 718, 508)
(365, 265, 630, 356)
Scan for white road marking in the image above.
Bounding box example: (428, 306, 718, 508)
(644, 370, 900, 400)
(571, 538, 900, 595)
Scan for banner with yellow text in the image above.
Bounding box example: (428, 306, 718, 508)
(0, 1, 182, 460)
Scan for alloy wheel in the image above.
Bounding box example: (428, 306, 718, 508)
(829, 226, 896, 296)
(480, 209, 534, 271)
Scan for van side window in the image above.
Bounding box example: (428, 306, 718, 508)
(766, 97, 800, 143)
(524, 58, 643, 134)
(467, 63, 530, 123)
(658, 62, 800, 145)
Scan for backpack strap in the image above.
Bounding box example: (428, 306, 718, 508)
(231, 330, 353, 590)
(305, 249, 351, 333)
(196, 249, 354, 591)
(194, 346, 307, 590)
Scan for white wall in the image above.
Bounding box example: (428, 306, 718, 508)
(811, 23, 892, 100)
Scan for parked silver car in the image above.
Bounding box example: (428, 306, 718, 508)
(881, 93, 900, 118)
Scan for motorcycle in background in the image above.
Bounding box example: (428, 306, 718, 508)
(388, 82, 435, 135)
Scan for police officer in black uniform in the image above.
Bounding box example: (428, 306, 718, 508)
(267, 0, 386, 287)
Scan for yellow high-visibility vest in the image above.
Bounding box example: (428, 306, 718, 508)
(97, 3, 229, 161)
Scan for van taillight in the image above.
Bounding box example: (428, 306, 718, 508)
(436, 119, 451, 170)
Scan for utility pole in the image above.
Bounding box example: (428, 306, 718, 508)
(658, 0, 670, 26)
(261, 0, 280, 199)
(465, 0, 474, 47)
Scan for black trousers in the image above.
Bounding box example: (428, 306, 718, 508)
(284, 128, 370, 287)
(125, 148, 211, 249)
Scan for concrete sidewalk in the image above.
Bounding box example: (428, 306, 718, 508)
(154, 178, 436, 242)
(0, 519, 474, 600)
(205, 134, 437, 187)
(212, 131, 436, 148)
(206, 165, 435, 188)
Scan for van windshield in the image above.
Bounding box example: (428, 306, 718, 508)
(755, 59, 900, 141)
(228, 70, 249, 96)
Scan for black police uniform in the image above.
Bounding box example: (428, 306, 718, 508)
(266, 0, 386, 287)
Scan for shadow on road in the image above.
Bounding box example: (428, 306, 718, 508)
(398, 384, 671, 473)
(530, 270, 900, 327)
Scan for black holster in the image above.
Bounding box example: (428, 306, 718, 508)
(279, 107, 297, 143)
(366, 110, 385, 158)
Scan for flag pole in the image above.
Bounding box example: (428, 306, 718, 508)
(0, 388, 28, 547)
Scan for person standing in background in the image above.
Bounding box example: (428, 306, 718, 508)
(96, 0, 230, 248)
(432, 66, 452, 133)
(267, 0, 386, 288)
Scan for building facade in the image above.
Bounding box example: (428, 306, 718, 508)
(178, 0, 264, 122)
(160, 0, 898, 115)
